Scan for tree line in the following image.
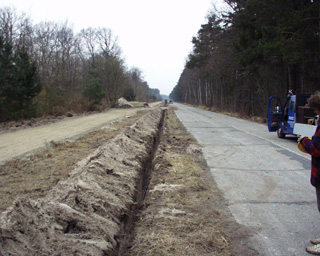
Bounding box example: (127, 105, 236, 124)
(0, 7, 161, 121)
(170, 0, 320, 117)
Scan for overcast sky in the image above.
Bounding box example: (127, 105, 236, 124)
(0, 0, 227, 95)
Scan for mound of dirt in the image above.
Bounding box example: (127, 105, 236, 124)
(117, 97, 134, 108)
(0, 108, 164, 255)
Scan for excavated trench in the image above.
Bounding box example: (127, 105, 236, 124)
(0, 107, 166, 256)
(116, 108, 165, 255)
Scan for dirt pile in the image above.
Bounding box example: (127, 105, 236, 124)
(0, 108, 164, 256)
(117, 97, 134, 108)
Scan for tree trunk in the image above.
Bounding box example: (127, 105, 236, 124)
(287, 64, 299, 94)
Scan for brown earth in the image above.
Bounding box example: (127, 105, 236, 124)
(0, 107, 163, 255)
(0, 109, 151, 214)
(0, 105, 158, 164)
(124, 107, 257, 256)
(0, 106, 257, 255)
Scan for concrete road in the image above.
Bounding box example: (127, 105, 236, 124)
(175, 103, 320, 256)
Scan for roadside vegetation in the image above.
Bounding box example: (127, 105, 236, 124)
(170, 1, 320, 118)
(125, 107, 257, 255)
(0, 7, 161, 122)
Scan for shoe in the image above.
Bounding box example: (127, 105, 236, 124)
(311, 239, 320, 245)
(306, 244, 320, 255)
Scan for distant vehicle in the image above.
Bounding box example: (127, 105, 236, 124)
(169, 100, 173, 104)
(267, 90, 318, 138)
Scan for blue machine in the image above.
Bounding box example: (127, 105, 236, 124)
(267, 91, 316, 138)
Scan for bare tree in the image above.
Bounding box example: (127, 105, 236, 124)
(0, 6, 157, 118)
(0, 7, 33, 54)
(78, 27, 98, 68)
(96, 27, 121, 58)
(55, 21, 78, 89)
(97, 56, 126, 106)
(33, 22, 59, 84)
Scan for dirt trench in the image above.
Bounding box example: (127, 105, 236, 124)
(0, 107, 166, 256)
(116, 108, 165, 255)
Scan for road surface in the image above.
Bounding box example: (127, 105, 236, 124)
(175, 103, 319, 256)
(0, 105, 159, 164)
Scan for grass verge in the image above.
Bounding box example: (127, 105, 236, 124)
(125, 106, 257, 255)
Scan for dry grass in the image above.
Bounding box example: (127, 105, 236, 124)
(125, 107, 255, 256)
(187, 103, 267, 124)
(129, 101, 149, 107)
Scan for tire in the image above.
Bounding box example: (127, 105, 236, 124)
(277, 126, 286, 138)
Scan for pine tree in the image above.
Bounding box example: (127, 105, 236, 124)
(82, 68, 105, 109)
(0, 35, 42, 121)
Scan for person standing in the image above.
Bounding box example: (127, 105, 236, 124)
(298, 91, 320, 255)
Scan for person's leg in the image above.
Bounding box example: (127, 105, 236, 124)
(310, 188, 320, 245)
(316, 187, 320, 213)
(306, 188, 320, 254)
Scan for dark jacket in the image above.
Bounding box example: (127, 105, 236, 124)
(301, 124, 320, 187)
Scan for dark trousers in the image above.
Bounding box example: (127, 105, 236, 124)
(316, 187, 320, 212)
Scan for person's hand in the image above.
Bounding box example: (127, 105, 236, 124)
(298, 136, 306, 142)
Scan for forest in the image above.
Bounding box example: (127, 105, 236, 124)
(0, 7, 161, 122)
(170, 0, 320, 118)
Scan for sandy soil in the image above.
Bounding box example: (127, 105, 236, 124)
(0, 107, 163, 255)
(0, 104, 161, 164)
(0, 110, 152, 214)
(0, 105, 256, 255)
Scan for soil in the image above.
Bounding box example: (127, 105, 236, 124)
(0, 107, 163, 255)
(0, 105, 157, 164)
(125, 106, 258, 256)
(0, 110, 150, 214)
(0, 105, 257, 255)
(0, 101, 153, 134)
